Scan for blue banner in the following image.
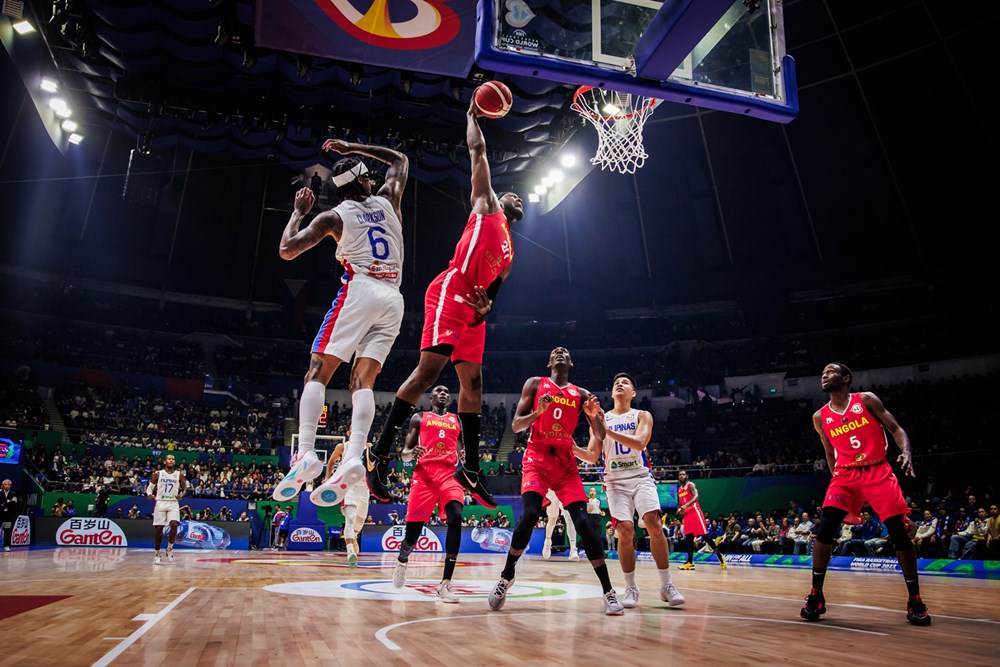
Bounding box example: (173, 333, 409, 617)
(360, 525, 551, 555)
(613, 550, 1000, 580)
(254, 1, 477, 78)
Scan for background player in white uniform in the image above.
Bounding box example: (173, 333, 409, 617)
(578, 373, 684, 608)
(542, 489, 580, 560)
(321, 439, 371, 567)
(273, 138, 409, 506)
(147, 454, 186, 565)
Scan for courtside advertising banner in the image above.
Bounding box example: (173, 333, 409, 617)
(362, 525, 548, 554)
(31, 517, 249, 549)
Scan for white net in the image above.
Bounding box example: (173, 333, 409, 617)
(571, 86, 659, 174)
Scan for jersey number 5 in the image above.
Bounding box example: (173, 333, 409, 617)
(850, 435, 861, 449)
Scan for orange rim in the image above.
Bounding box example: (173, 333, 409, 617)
(572, 85, 657, 120)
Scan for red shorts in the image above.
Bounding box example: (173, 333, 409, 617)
(419, 269, 486, 364)
(682, 503, 709, 537)
(520, 444, 587, 508)
(406, 465, 464, 523)
(823, 461, 909, 520)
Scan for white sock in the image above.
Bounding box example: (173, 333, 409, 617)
(658, 567, 672, 586)
(623, 570, 637, 588)
(345, 388, 375, 460)
(296, 381, 327, 454)
(346, 543, 356, 555)
(563, 512, 577, 546)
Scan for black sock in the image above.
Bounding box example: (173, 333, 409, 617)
(458, 412, 481, 472)
(501, 551, 521, 580)
(373, 398, 415, 456)
(593, 563, 613, 593)
(398, 541, 414, 563)
(443, 556, 457, 581)
(811, 568, 826, 592)
(904, 576, 920, 597)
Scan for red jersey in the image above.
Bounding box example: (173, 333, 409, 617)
(446, 209, 513, 291)
(528, 377, 583, 448)
(677, 482, 698, 510)
(819, 393, 889, 468)
(415, 411, 461, 471)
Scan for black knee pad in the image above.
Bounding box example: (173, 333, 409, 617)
(815, 507, 848, 544)
(884, 515, 913, 552)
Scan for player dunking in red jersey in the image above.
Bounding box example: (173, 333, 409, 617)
(676, 470, 725, 570)
(488, 347, 625, 615)
(390, 385, 466, 602)
(801, 362, 930, 626)
(367, 99, 524, 510)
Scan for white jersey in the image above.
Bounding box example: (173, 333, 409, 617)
(602, 409, 650, 482)
(155, 470, 181, 504)
(334, 196, 403, 287)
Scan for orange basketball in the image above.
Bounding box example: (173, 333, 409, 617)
(473, 81, 513, 119)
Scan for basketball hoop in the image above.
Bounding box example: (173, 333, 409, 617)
(571, 85, 659, 174)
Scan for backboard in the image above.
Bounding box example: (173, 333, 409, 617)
(476, 0, 798, 123)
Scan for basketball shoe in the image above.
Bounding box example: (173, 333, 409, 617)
(153, 553, 162, 565)
(541, 540, 552, 560)
(166, 548, 174, 563)
(310, 457, 365, 507)
(679, 562, 695, 571)
(488, 576, 514, 611)
(436, 581, 460, 604)
(454, 464, 497, 510)
(661, 582, 685, 607)
(603, 590, 625, 615)
(272, 449, 323, 501)
(392, 560, 408, 588)
(906, 595, 931, 626)
(568, 549, 581, 561)
(621, 586, 640, 609)
(365, 449, 391, 502)
(800, 588, 826, 621)
(718, 554, 727, 570)
(346, 544, 358, 568)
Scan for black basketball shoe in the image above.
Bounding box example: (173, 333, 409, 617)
(906, 595, 931, 626)
(800, 588, 826, 621)
(365, 449, 391, 502)
(454, 464, 497, 510)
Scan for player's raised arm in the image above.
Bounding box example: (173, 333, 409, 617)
(580, 390, 607, 441)
(279, 187, 340, 260)
(467, 101, 500, 216)
(322, 139, 409, 213)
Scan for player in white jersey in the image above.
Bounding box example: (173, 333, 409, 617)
(542, 489, 580, 560)
(273, 138, 409, 507)
(577, 373, 684, 608)
(147, 454, 187, 565)
(321, 439, 371, 567)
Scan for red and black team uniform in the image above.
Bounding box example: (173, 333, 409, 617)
(406, 412, 465, 523)
(820, 393, 909, 520)
(678, 482, 709, 538)
(521, 378, 588, 506)
(420, 209, 513, 363)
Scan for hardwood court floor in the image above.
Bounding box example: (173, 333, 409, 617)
(1, 548, 998, 666)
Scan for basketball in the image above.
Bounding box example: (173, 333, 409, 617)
(473, 81, 513, 119)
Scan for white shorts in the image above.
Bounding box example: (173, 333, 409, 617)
(605, 475, 660, 522)
(311, 273, 403, 364)
(154, 502, 180, 526)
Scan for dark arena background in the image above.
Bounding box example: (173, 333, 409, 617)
(1, 1, 997, 666)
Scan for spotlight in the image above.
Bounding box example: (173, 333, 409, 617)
(61, 119, 78, 132)
(560, 153, 576, 167)
(13, 21, 36, 35)
(548, 169, 564, 182)
(528, 193, 540, 203)
(41, 78, 58, 93)
(68, 133, 84, 144)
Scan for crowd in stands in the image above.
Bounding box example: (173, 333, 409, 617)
(55, 383, 287, 453)
(0, 365, 50, 430)
(28, 446, 285, 501)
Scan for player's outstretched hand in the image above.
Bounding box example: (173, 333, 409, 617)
(582, 395, 602, 419)
(322, 139, 351, 154)
(897, 450, 916, 477)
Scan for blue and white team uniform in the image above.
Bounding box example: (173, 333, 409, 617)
(601, 409, 659, 521)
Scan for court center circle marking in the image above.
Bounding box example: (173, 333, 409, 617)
(374, 611, 887, 651)
(263, 579, 604, 602)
